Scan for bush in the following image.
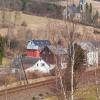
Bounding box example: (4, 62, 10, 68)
(21, 21, 27, 27)
(39, 93, 43, 97)
(32, 96, 36, 100)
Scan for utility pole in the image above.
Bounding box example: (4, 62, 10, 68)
(19, 55, 28, 85)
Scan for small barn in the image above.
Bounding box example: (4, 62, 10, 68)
(41, 45, 67, 69)
(26, 40, 51, 57)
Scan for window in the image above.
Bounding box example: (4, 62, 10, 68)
(41, 63, 45, 66)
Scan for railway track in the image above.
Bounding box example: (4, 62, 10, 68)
(0, 76, 56, 96)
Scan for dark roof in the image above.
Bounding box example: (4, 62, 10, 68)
(28, 40, 51, 46)
(89, 41, 100, 48)
(42, 45, 67, 55)
(27, 40, 51, 50)
(11, 56, 41, 69)
(76, 41, 100, 51)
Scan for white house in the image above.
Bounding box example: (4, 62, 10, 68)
(11, 56, 53, 74)
(76, 41, 100, 66)
(87, 51, 98, 66)
(25, 59, 52, 73)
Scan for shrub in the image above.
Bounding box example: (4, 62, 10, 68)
(39, 93, 43, 97)
(21, 21, 27, 27)
(32, 96, 36, 100)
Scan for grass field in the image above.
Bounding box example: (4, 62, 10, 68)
(0, 11, 100, 40)
(43, 96, 58, 100)
(75, 85, 100, 100)
(0, 11, 63, 36)
(43, 85, 100, 100)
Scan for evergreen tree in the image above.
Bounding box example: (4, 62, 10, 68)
(89, 3, 92, 14)
(74, 44, 85, 71)
(85, 3, 93, 24)
(21, 0, 28, 11)
(85, 3, 89, 14)
(93, 11, 99, 24)
(0, 36, 5, 64)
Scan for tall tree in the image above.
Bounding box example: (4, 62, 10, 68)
(93, 11, 99, 24)
(89, 3, 92, 14)
(21, 0, 28, 11)
(0, 36, 5, 64)
(85, 3, 93, 24)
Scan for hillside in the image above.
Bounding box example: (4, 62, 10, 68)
(0, 0, 64, 19)
(0, 11, 100, 41)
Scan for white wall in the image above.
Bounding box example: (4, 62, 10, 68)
(87, 51, 98, 66)
(25, 60, 50, 73)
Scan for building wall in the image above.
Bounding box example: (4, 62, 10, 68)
(87, 51, 98, 66)
(41, 48, 55, 64)
(25, 60, 50, 73)
(26, 50, 40, 57)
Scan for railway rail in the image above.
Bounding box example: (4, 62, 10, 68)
(0, 76, 56, 96)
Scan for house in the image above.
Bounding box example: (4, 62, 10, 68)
(63, 4, 81, 21)
(76, 41, 100, 66)
(11, 56, 53, 74)
(26, 40, 51, 57)
(41, 45, 67, 69)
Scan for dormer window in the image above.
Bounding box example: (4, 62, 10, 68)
(41, 63, 45, 66)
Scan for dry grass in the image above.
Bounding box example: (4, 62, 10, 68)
(43, 96, 58, 100)
(0, 11, 63, 36)
(0, 11, 99, 43)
